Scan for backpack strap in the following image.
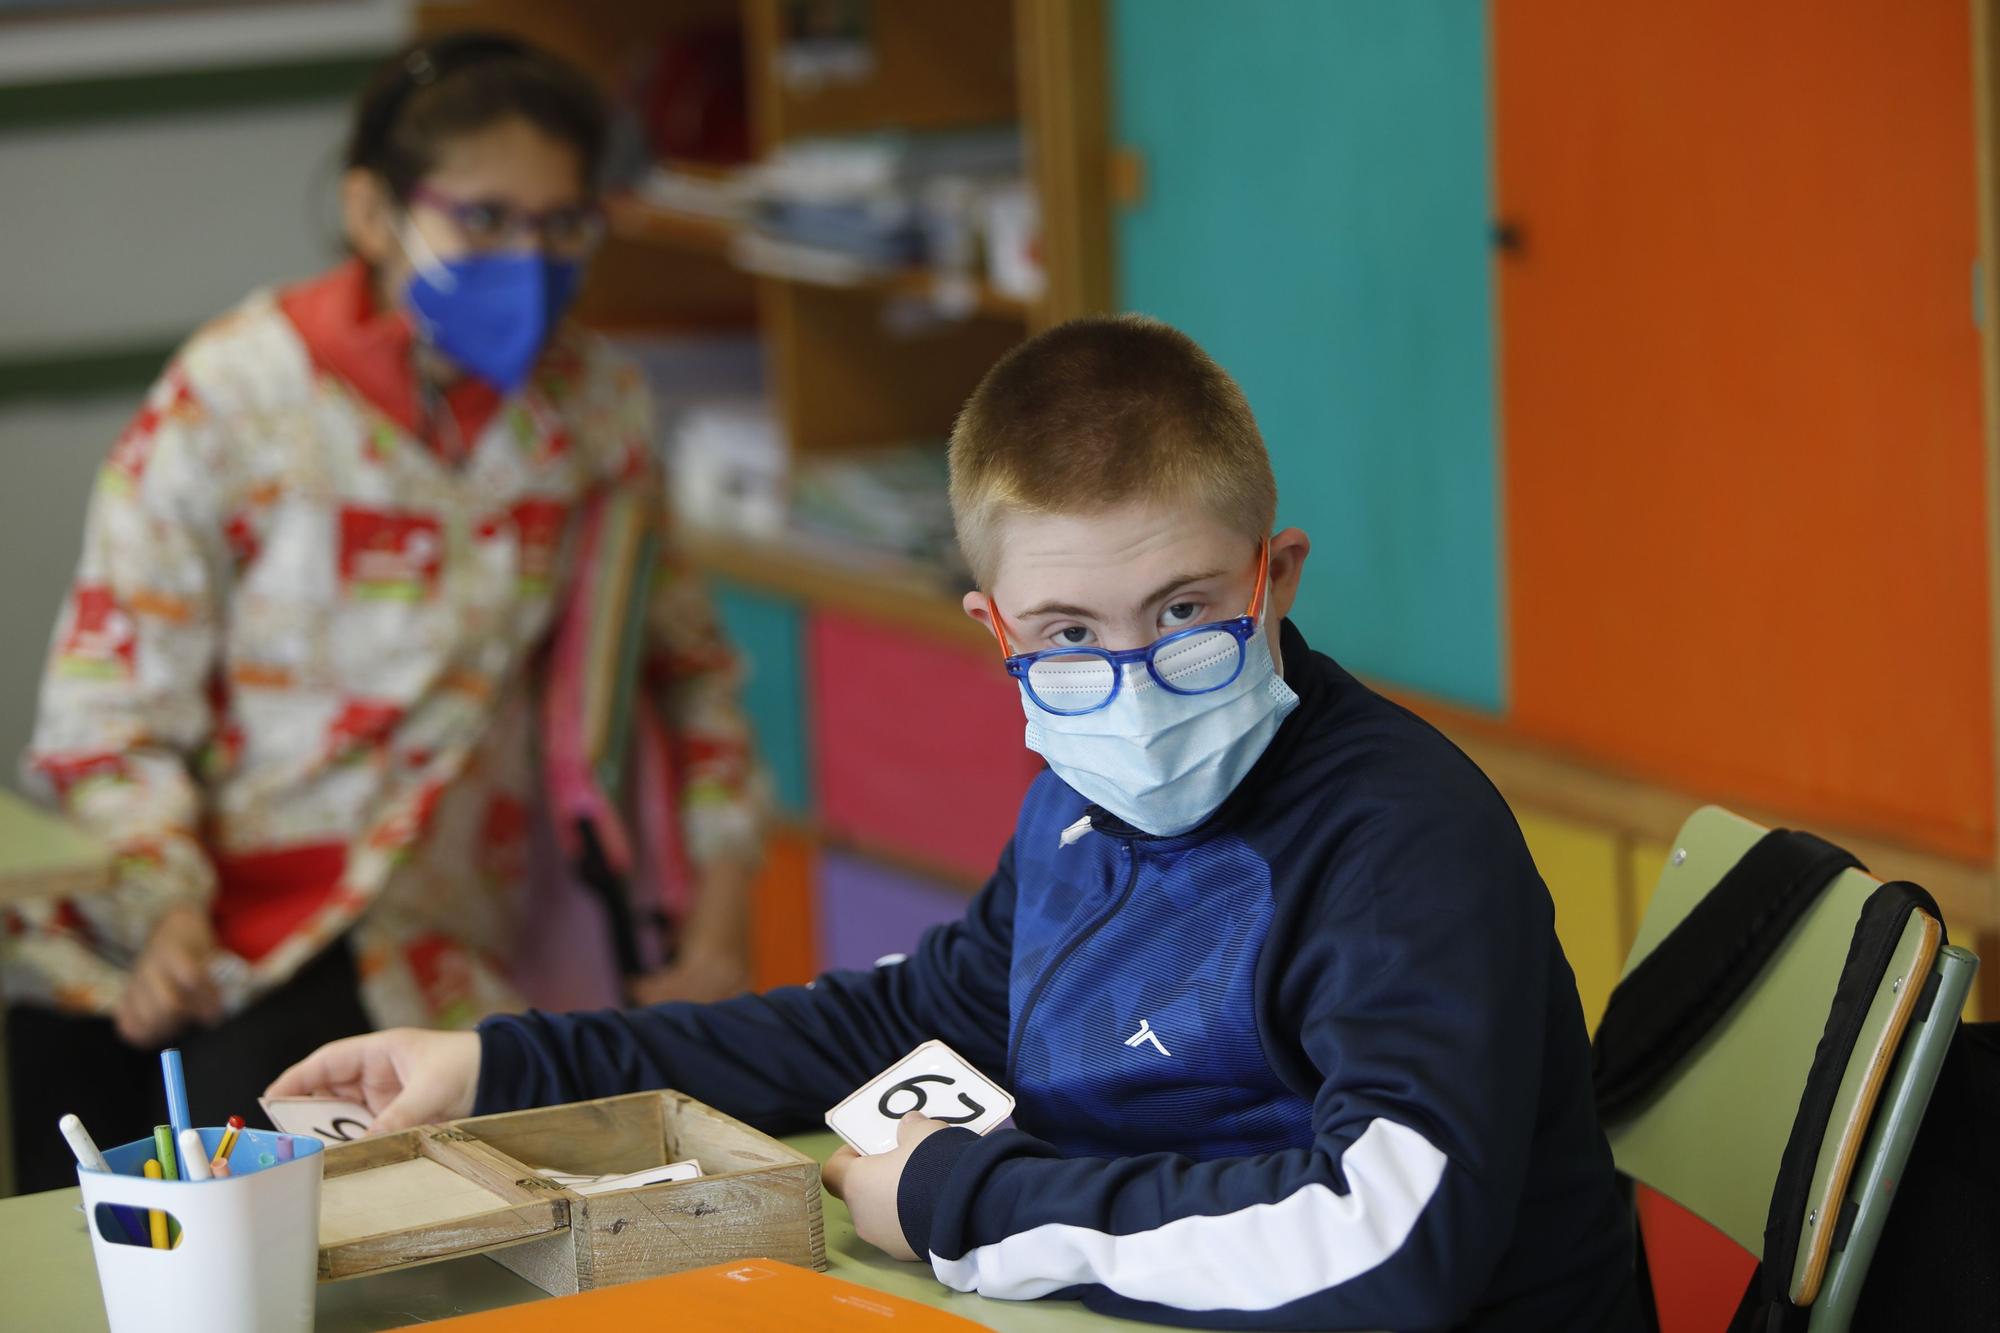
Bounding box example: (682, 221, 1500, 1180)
(1730, 880, 1945, 1332)
(1594, 829, 1863, 1121)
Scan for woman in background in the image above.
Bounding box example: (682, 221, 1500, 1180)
(4, 32, 765, 1191)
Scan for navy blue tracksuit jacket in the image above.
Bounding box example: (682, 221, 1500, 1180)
(476, 621, 1640, 1330)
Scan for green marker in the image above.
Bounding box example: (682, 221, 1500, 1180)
(152, 1125, 181, 1245)
(152, 1124, 178, 1179)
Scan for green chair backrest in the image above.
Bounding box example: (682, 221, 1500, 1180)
(1607, 806, 1972, 1328)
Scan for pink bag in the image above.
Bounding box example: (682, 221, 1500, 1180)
(536, 487, 692, 990)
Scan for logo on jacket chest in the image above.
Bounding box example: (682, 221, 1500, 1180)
(1124, 1017, 1173, 1057)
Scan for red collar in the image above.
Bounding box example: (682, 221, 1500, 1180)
(277, 259, 502, 463)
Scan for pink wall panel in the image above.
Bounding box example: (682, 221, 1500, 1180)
(808, 611, 1041, 881)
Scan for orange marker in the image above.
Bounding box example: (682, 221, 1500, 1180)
(211, 1159, 231, 1178)
(210, 1114, 244, 1170)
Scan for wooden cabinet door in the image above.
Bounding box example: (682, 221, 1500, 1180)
(1495, 1, 1991, 858)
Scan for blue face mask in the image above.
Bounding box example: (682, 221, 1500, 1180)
(401, 232, 581, 392)
(1022, 624, 1299, 837)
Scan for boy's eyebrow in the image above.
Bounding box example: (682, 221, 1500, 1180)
(1015, 568, 1228, 621)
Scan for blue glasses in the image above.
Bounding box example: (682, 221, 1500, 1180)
(1004, 617, 1260, 716)
(992, 537, 1272, 717)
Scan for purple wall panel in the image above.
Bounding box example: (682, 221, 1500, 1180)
(817, 849, 969, 974)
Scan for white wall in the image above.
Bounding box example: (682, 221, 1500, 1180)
(0, 0, 407, 83)
(0, 103, 354, 356)
(0, 395, 132, 789)
(0, 2, 412, 788)
(0, 98, 360, 787)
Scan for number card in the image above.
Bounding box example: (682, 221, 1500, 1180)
(259, 1096, 376, 1142)
(532, 1160, 705, 1195)
(824, 1040, 1015, 1156)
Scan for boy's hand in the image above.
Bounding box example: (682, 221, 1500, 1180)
(265, 1028, 481, 1134)
(822, 1112, 950, 1263)
(115, 902, 222, 1047)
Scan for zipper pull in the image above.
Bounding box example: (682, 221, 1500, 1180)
(1058, 815, 1093, 848)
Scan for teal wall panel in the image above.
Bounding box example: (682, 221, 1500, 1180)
(1111, 0, 1503, 710)
(711, 579, 812, 814)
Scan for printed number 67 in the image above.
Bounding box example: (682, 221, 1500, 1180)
(877, 1074, 985, 1125)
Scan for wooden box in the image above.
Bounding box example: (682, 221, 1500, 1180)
(316, 1090, 826, 1294)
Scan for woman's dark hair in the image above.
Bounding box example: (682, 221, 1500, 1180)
(346, 31, 608, 201)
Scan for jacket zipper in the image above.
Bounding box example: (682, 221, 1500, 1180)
(1007, 840, 1143, 1085)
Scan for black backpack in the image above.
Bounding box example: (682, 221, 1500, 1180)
(1590, 828, 2000, 1332)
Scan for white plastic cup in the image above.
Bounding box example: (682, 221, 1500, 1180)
(78, 1127, 323, 1333)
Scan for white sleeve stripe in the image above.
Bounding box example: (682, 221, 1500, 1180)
(927, 1118, 1448, 1313)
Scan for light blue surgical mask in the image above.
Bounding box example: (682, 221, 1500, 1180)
(399, 226, 580, 392)
(1021, 624, 1299, 838)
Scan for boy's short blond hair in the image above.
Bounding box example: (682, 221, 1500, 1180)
(948, 315, 1277, 587)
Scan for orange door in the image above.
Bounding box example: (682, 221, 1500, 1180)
(1495, 1, 1992, 859)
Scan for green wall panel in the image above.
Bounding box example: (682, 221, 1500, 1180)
(711, 579, 812, 814)
(1112, 0, 1503, 710)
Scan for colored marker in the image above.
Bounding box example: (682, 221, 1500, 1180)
(59, 1113, 141, 1241)
(211, 1159, 231, 1178)
(152, 1125, 181, 1245)
(152, 1125, 178, 1181)
(212, 1114, 244, 1169)
(63, 1114, 148, 1244)
(58, 1114, 109, 1173)
(142, 1160, 166, 1248)
(160, 1048, 191, 1139)
(178, 1129, 211, 1182)
(276, 1134, 294, 1162)
(110, 1204, 149, 1247)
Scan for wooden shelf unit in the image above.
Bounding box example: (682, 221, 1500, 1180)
(681, 527, 983, 651)
(744, 0, 1020, 146)
(423, 0, 1108, 452)
(599, 194, 738, 260)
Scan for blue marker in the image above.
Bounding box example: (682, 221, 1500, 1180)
(160, 1048, 191, 1139)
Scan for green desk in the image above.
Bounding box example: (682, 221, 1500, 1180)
(0, 1131, 1158, 1331)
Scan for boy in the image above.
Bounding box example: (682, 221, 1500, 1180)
(272, 317, 1640, 1330)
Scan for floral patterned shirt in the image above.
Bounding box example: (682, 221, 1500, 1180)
(4, 263, 763, 1028)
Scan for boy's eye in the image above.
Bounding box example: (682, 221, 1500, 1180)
(1051, 625, 1095, 649)
(1161, 601, 1203, 627)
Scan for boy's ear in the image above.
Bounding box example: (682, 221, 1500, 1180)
(962, 591, 1001, 640)
(1265, 527, 1311, 621)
